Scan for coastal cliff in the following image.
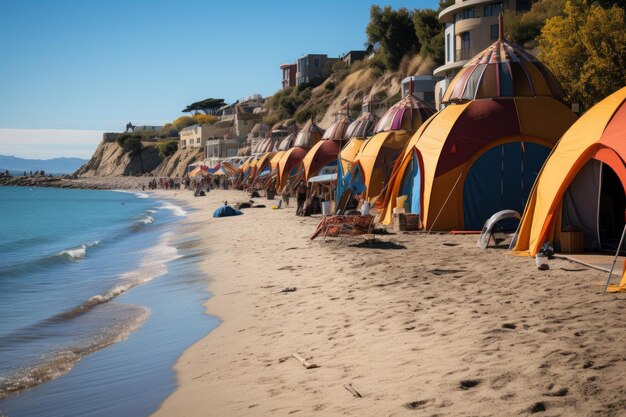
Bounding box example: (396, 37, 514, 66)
(151, 147, 203, 178)
(74, 141, 162, 177)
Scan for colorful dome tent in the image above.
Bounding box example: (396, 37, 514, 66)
(277, 120, 324, 189)
(302, 113, 351, 180)
(514, 87, 626, 264)
(380, 21, 577, 229)
(351, 94, 436, 202)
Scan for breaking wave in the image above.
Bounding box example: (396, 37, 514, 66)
(55, 241, 101, 261)
(160, 202, 187, 217)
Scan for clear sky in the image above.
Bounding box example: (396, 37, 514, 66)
(0, 0, 438, 158)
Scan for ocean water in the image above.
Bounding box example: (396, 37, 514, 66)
(0, 186, 219, 417)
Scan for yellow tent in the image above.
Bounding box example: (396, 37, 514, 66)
(353, 131, 409, 201)
(270, 151, 285, 172)
(350, 95, 435, 202)
(340, 137, 366, 173)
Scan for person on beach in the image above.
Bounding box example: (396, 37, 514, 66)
(282, 183, 290, 207)
(296, 181, 307, 216)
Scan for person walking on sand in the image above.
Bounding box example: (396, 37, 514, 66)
(296, 181, 307, 216)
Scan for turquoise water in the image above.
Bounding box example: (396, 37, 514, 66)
(0, 187, 218, 416)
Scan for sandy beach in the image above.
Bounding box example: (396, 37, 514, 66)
(140, 187, 626, 417)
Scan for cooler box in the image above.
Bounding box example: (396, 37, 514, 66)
(560, 230, 584, 253)
(393, 213, 420, 232)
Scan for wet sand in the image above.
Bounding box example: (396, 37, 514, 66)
(152, 188, 626, 417)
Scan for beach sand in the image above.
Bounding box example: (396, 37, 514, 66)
(151, 188, 626, 417)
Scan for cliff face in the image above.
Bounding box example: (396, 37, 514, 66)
(75, 141, 163, 177)
(151, 147, 203, 178)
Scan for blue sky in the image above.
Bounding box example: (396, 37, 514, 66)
(0, 0, 438, 158)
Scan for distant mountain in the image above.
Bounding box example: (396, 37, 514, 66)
(0, 155, 89, 175)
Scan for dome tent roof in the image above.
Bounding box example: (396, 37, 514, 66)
(442, 16, 564, 103)
(293, 119, 325, 148)
(345, 112, 379, 139)
(374, 95, 436, 134)
(321, 113, 352, 141)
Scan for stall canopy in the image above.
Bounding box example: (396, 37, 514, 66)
(308, 173, 337, 183)
(514, 86, 626, 258)
(189, 165, 209, 177)
(380, 21, 577, 229)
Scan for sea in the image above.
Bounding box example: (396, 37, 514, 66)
(0, 186, 219, 417)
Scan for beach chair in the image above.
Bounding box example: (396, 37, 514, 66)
(310, 214, 375, 246)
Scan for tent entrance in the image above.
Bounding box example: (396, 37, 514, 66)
(562, 160, 625, 253)
(463, 141, 551, 230)
(398, 152, 421, 214)
(599, 163, 625, 251)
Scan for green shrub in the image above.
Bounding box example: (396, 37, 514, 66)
(156, 141, 178, 158)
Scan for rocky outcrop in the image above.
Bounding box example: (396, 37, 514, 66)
(75, 141, 162, 177)
(151, 147, 203, 178)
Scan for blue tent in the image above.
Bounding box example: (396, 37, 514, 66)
(213, 205, 243, 218)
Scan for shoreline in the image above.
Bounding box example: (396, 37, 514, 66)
(0, 187, 216, 417)
(150, 188, 626, 416)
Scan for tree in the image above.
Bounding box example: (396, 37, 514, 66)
(172, 116, 196, 131)
(182, 98, 226, 113)
(539, 1, 626, 109)
(192, 114, 218, 125)
(159, 123, 178, 138)
(504, 0, 567, 45)
(413, 9, 445, 65)
(366, 5, 419, 70)
(438, 0, 454, 12)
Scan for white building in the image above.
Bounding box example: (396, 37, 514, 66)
(179, 125, 212, 149)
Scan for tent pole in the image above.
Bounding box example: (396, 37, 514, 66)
(604, 223, 626, 293)
(428, 173, 463, 235)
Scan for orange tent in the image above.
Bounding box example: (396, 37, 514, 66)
(302, 114, 350, 180)
(276, 120, 324, 188)
(514, 86, 626, 260)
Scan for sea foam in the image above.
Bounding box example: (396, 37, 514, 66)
(56, 241, 101, 261)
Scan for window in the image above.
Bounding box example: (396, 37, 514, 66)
(446, 33, 451, 62)
(455, 8, 475, 21)
(491, 24, 499, 40)
(314, 58, 320, 68)
(484, 3, 502, 17)
(457, 32, 471, 60)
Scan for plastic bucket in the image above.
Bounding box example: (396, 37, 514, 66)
(535, 253, 549, 270)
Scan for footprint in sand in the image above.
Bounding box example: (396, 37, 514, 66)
(529, 402, 546, 413)
(404, 399, 430, 410)
(459, 379, 481, 390)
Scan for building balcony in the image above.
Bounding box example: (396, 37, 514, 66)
(455, 47, 471, 61)
(439, 0, 497, 23)
(433, 59, 468, 77)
